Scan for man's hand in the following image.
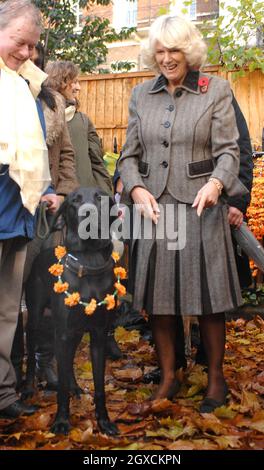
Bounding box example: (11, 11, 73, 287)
(192, 181, 219, 217)
(41, 194, 60, 214)
(228, 206, 243, 228)
(131, 187, 160, 224)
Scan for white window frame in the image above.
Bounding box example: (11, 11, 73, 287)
(189, 0, 197, 20)
(71, 0, 82, 31)
(113, 0, 138, 30)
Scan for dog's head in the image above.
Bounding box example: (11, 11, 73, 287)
(52, 187, 116, 252)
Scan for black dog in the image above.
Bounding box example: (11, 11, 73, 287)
(24, 188, 119, 436)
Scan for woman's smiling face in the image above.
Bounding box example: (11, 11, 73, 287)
(154, 40, 188, 87)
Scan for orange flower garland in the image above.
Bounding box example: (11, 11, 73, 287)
(246, 155, 264, 277)
(49, 246, 127, 316)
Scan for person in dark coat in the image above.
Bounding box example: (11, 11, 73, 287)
(194, 95, 253, 365)
(228, 95, 253, 287)
(44, 60, 113, 195)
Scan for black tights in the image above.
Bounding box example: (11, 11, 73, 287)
(151, 313, 226, 401)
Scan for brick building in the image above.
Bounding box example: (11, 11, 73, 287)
(78, 0, 219, 71)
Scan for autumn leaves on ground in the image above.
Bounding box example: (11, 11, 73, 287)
(0, 316, 263, 451)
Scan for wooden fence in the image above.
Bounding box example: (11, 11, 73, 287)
(78, 67, 264, 153)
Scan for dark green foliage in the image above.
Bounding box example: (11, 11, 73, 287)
(32, 1, 134, 72)
(202, 0, 264, 77)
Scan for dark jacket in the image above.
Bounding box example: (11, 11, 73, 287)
(67, 110, 113, 195)
(227, 95, 253, 214)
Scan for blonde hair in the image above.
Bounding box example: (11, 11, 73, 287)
(142, 15, 207, 72)
(44, 61, 79, 96)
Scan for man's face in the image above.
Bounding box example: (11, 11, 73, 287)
(0, 16, 40, 71)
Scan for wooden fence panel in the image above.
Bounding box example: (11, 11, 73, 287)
(79, 68, 264, 152)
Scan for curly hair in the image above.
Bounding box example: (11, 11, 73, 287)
(0, 0, 42, 30)
(44, 61, 80, 94)
(141, 15, 207, 72)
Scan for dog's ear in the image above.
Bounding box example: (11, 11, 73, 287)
(48, 198, 68, 233)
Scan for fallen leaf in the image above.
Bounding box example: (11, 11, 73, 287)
(112, 367, 142, 382)
(127, 402, 152, 416)
(213, 435, 242, 449)
(239, 390, 261, 413)
(151, 398, 172, 413)
(194, 414, 228, 435)
(214, 406, 237, 419)
(114, 327, 140, 345)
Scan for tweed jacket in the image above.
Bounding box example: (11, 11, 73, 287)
(118, 71, 247, 204)
(42, 91, 79, 196)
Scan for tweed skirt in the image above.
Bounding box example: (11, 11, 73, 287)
(130, 193, 242, 316)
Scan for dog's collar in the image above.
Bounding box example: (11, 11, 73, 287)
(64, 253, 113, 278)
(49, 246, 127, 315)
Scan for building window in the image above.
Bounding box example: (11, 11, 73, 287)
(113, 0, 138, 31)
(189, 0, 197, 20)
(170, 0, 197, 21)
(71, 1, 82, 31)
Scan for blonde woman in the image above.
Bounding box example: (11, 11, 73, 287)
(118, 15, 247, 411)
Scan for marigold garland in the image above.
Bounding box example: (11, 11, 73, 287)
(49, 246, 127, 316)
(246, 156, 264, 277)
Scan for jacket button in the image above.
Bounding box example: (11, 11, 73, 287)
(168, 104, 174, 111)
(161, 161, 168, 168)
(163, 121, 171, 128)
(162, 140, 169, 148)
(175, 90, 182, 98)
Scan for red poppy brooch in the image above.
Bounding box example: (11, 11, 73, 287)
(198, 76, 209, 93)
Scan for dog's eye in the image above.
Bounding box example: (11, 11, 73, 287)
(72, 194, 83, 204)
(95, 193, 102, 202)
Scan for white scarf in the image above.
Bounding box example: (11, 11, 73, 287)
(65, 104, 76, 122)
(0, 58, 51, 214)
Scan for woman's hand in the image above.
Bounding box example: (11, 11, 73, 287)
(192, 181, 220, 217)
(131, 187, 160, 224)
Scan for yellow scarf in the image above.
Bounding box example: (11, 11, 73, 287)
(0, 58, 51, 214)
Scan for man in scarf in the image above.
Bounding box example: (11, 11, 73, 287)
(0, 0, 59, 418)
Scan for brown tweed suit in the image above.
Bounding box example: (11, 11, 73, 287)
(118, 71, 247, 316)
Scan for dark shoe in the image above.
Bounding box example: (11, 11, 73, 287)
(106, 334, 122, 360)
(200, 383, 229, 413)
(166, 379, 181, 401)
(143, 368, 161, 384)
(0, 400, 38, 418)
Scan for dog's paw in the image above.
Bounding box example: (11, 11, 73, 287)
(50, 418, 71, 435)
(98, 419, 119, 436)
